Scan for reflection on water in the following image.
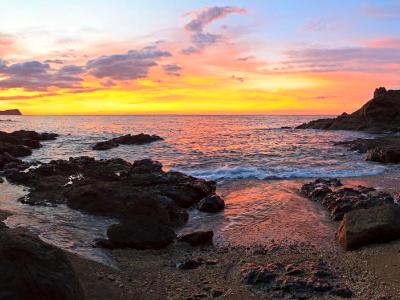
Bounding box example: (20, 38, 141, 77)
(0, 115, 388, 180)
(180, 179, 336, 249)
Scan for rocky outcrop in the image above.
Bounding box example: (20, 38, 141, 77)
(336, 136, 400, 163)
(177, 230, 214, 246)
(336, 204, 400, 250)
(0, 130, 58, 160)
(93, 133, 163, 150)
(301, 178, 394, 220)
(297, 88, 400, 132)
(0, 228, 83, 300)
(4, 156, 222, 249)
(0, 109, 22, 115)
(241, 260, 352, 298)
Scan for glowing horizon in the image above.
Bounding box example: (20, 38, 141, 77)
(0, 1, 399, 115)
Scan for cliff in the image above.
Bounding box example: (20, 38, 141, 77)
(297, 87, 400, 132)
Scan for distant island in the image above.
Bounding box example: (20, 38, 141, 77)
(0, 109, 22, 115)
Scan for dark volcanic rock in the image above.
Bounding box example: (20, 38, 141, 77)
(0, 130, 58, 160)
(241, 260, 352, 298)
(297, 88, 400, 132)
(178, 230, 214, 246)
(336, 204, 400, 250)
(335, 136, 400, 163)
(0, 109, 22, 115)
(106, 216, 176, 250)
(0, 228, 83, 300)
(5, 156, 220, 249)
(198, 195, 225, 212)
(93, 133, 163, 150)
(301, 178, 394, 220)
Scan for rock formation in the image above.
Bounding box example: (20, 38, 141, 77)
(297, 88, 400, 132)
(93, 133, 163, 150)
(301, 178, 394, 220)
(335, 136, 400, 164)
(3, 157, 225, 250)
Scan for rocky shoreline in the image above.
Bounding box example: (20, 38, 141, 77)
(297, 87, 400, 132)
(1, 125, 400, 299)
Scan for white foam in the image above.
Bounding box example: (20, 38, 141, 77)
(177, 164, 386, 181)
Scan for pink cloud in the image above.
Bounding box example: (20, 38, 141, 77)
(366, 37, 400, 49)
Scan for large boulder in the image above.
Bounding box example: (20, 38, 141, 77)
(0, 228, 83, 300)
(106, 216, 176, 249)
(297, 88, 400, 132)
(336, 204, 400, 250)
(93, 133, 163, 150)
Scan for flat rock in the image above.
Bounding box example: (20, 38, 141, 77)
(93, 133, 163, 150)
(241, 260, 352, 298)
(336, 204, 400, 250)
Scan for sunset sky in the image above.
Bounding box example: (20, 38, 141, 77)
(0, 0, 399, 115)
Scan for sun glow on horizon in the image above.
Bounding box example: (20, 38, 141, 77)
(0, 1, 399, 115)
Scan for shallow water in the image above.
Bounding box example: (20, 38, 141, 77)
(0, 180, 117, 266)
(180, 179, 336, 248)
(0, 115, 397, 263)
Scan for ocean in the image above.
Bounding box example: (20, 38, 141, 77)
(0, 115, 397, 264)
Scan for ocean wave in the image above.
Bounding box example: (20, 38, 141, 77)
(178, 165, 386, 181)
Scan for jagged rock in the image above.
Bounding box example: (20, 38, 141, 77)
(301, 178, 393, 220)
(374, 87, 387, 98)
(241, 260, 352, 298)
(0, 130, 58, 160)
(335, 136, 400, 164)
(198, 195, 225, 212)
(93, 133, 163, 150)
(177, 231, 214, 246)
(4, 157, 220, 249)
(336, 204, 400, 250)
(297, 88, 400, 132)
(0, 228, 83, 300)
